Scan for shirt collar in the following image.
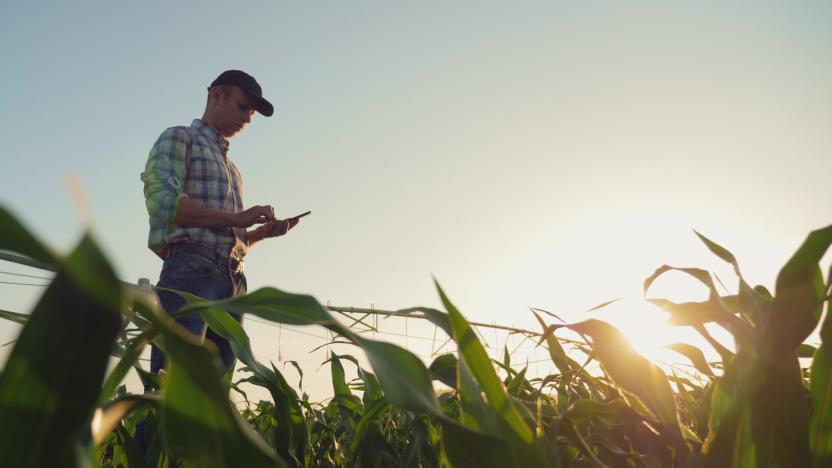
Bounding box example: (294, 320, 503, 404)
(191, 119, 230, 153)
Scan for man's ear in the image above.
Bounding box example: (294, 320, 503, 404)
(207, 87, 223, 106)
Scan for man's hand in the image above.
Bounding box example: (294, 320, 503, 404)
(246, 215, 302, 248)
(232, 205, 276, 228)
(261, 217, 300, 238)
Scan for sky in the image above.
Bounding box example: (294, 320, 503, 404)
(1, 1, 831, 400)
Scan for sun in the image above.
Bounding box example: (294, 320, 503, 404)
(587, 297, 729, 376)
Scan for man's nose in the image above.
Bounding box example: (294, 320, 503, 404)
(243, 113, 251, 124)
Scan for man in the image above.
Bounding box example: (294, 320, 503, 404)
(140, 70, 300, 375)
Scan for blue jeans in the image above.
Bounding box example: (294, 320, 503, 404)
(149, 250, 247, 375)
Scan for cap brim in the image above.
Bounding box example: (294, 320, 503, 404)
(253, 96, 274, 117)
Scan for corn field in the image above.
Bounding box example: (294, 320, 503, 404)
(0, 204, 830, 468)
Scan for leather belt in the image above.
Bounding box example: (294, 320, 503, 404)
(166, 243, 244, 274)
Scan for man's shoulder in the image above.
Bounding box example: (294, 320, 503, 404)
(155, 124, 196, 144)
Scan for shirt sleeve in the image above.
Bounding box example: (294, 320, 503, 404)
(140, 127, 190, 229)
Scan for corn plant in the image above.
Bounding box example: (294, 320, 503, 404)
(0, 203, 830, 468)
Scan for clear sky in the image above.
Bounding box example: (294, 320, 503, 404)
(1, 1, 831, 399)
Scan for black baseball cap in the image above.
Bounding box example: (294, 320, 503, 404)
(209, 70, 274, 117)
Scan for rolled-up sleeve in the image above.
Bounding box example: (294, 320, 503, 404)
(141, 127, 189, 230)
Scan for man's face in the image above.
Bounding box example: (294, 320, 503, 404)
(211, 86, 257, 138)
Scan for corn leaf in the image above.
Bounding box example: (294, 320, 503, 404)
(0, 235, 122, 468)
(101, 332, 151, 402)
(92, 394, 160, 445)
(666, 343, 714, 377)
(116, 423, 148, 468)
(810, 303, 832, 466)
(437, 281, 550, 466)
(766, 225, 832, 352)
(0, 308, 30, 325)
(146, 306, 284, 468)
(168, 286, 515, 467)
(0, 205, 58, 267)
(429, 353, 458, 389)
(545, 319, 688, 457)
(565, 398, 644, 426)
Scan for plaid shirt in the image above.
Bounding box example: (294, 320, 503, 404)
(141, 119, 247, 260)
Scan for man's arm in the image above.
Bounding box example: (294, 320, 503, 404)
(175, 197, 276, 229)
(142, 127, 276, 248)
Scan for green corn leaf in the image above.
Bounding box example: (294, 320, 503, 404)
(173, 287, 333, 325)
(701, 357, 784, 468)
(644, 264, 758, 329)
(702, 343, 756, 466)
(705, 325, 814, 465)
(170, 287, 442, 414)
(400, 417, 428, 468)
(146, 307, 284, 468)
(0, 235, 122, 468)
(754, 355, 812, 465)
(353, 336, 440, 414)
(429, 353, 458, 389)
(586, 298, 622, 313)
(506, 366, 528, 395)
(666, 343, 715, 377)
(396, 306, 454, 336)
(532, 311, 600, 395)
(800, 343, 818, 358)
(198, 306, 308, 466)
(437, 280, 549, 467)
(644, 263, 756, 349)
(349, 398, 390, 453)
(133, 364, 161, 392)
(329, 352, 361, 435)
(438, 281, 532, 438)
(810, 302, 832, 466)
(648, 297, 754, 347)
(101, 332, 151, 402)
(92, 394, 160, 445)
(440, 421, 516, 468)
(0, 205, 58, 267)
(357, 366, 382, 404)
(646, 298, 732, 326)
(0, 308, 29, 325)
(644, 265, 716, 299)
(534, 310, 572, 375)
(456, 352, 501, 436)
(284, 360, 304, 390)
(560, 418, 611, 468)
(767, 225, 832, 352)
(565, 398, 644, 426)
(169, 286, 510, 468)
(115, 423, 148, 468)
(692, 323, 734, 365)
(544, 319, 688, 457)
(707, 225, 832, 467)
(646, 255, 770, 332)
(693, 230, 742, 278)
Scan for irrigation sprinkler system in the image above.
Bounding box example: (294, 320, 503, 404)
(0, 250, 588, 378)
(0, 250, 560, 351)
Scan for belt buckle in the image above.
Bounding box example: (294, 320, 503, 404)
(229, 257, 243, 274)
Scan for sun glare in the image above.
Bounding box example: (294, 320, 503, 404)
(589, 276, 729, 373)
